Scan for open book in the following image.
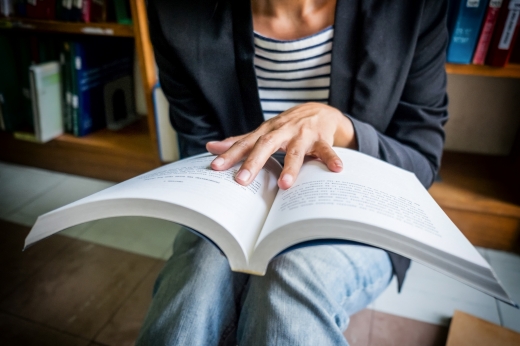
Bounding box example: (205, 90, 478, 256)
(24, 148, 516, 306)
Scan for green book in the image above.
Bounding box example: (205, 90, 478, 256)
(0, 35, 23, 132)
(113, 0, 132, 24)
(12, 35, 35, 133)
(61, 41, 73, 133)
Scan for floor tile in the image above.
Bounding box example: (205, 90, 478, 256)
(0, 220, 74, 297)
(369, 311, 448, 346)
(59, 221, 99, 239)
(487, 249, 520, 332)
(344, 308, 373, 346)
(0, 164, 65, 218)
(0, 238, 158, 340)
(372, 261, 500, 326)
(78, 217, 182, 259)
(0, 312, 90, 346)
(95, 260, 165, 346)
(6, 175, 114, 227)
(497, 302, 520, 333)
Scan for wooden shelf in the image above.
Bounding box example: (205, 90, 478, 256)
(446, 63, 520, 79)
(430, 151, 520, 251)
(0, 18, 134, 37)
(0, 117, 160, 182)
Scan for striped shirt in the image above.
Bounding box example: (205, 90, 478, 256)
(254, 26, 334, 120)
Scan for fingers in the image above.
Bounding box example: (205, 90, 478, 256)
(313, 140, 343, 172)
(206, 135, 246, 155)
(235, 130, 292, 185)
(278, 138, 309, 189)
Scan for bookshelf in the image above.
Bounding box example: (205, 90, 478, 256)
(0, 0, 161, 181)
(446, 63, 520, 79)
(0, 3, 519, 251)
(0, 18, 134, 37)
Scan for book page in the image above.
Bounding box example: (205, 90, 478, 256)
(38, 154, 282, 258)
(257, 148, 488, 268)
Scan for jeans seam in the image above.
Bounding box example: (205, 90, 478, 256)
(218, 321, 237, 346)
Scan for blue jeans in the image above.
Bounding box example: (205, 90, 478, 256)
(136, 228, 392, 346)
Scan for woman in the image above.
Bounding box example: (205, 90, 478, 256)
(137, 0, 449, 344)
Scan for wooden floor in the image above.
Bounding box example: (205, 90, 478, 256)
(0, 220, 449, 346)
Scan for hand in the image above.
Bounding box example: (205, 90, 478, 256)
(206, 103, 358, 189)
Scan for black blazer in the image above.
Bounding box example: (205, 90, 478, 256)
(147, 0, 449, 290)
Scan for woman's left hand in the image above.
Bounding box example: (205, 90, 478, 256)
(206, 102, 358, 190)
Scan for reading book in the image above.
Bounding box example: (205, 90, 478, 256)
(24, 148, 516, 306)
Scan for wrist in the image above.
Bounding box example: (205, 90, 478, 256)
(334, 111, 358, 150)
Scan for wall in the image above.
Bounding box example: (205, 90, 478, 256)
(445, 74, 520, 155)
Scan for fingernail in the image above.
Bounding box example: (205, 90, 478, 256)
(207, 141, 218, 144)
(334, 160, 343, 168)
(281, 174, 293, 184)
(212, 157, 225, 167)
(236, 169, 251, 182)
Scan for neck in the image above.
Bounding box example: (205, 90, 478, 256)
(251, 0, 336, 40)
(251, 0, 331, 18)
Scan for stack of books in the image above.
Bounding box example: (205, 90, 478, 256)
(0, 35, 135, 140)
(447, 0, 520, 67)
(0, 0, 132, 24)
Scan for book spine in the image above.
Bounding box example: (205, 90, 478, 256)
(0, 0, 15, 17)
(81, 0, 90, 22)
(70, 0, 82, 21)
(69, 42, 79, 136)
(486, 0, 520, 66)
(447, 0, 490, 64)
(473, 0, 504, 64)
(90, 0, 105, 22)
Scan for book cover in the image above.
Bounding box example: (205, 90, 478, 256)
(29, 62, 63, 143)
(57, 0, 72, 21)
(473, 0, 504, 64)
(71, 39, 133, 136)
(14, 0, 26, 16)
(0, 0, 15, 17)
(486, 0, 520, 66)
(0, 35, 23, 132)
(113, 0, 131, 24)
(81, 0, 90, 22)
(59, 42, 73, 133)
(447, 0, 490, 64)
(89, 0, 105, 22)
(12, 35, 35, 132)
(69, 0, 82, 21)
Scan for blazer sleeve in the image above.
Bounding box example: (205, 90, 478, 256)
(349, 0, 449, 188)
(147, 0, 223, 158)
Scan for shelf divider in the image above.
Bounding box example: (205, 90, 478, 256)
(0, 18, 134, 37)
(446, 63, 520, 79)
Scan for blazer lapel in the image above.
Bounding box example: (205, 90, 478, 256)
(231, 0, 265, 132)
(329, 0, 361, 114)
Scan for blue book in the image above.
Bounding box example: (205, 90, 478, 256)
(447, 0, 490, 64)
(71, 40, 133, 136)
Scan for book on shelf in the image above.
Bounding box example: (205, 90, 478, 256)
(68, 38, 133, 136)
(473, 0, 504, 64)
(0, 0, 15, 17)
(0, 34, 23, 132)
(447, 0, 489, 64)
(112, 0, 131, 24)
(486, 0, 520, 66)
(27, 61, 63, 142)
(26, 0, 56, 20)
(24, 147, 517, 307)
